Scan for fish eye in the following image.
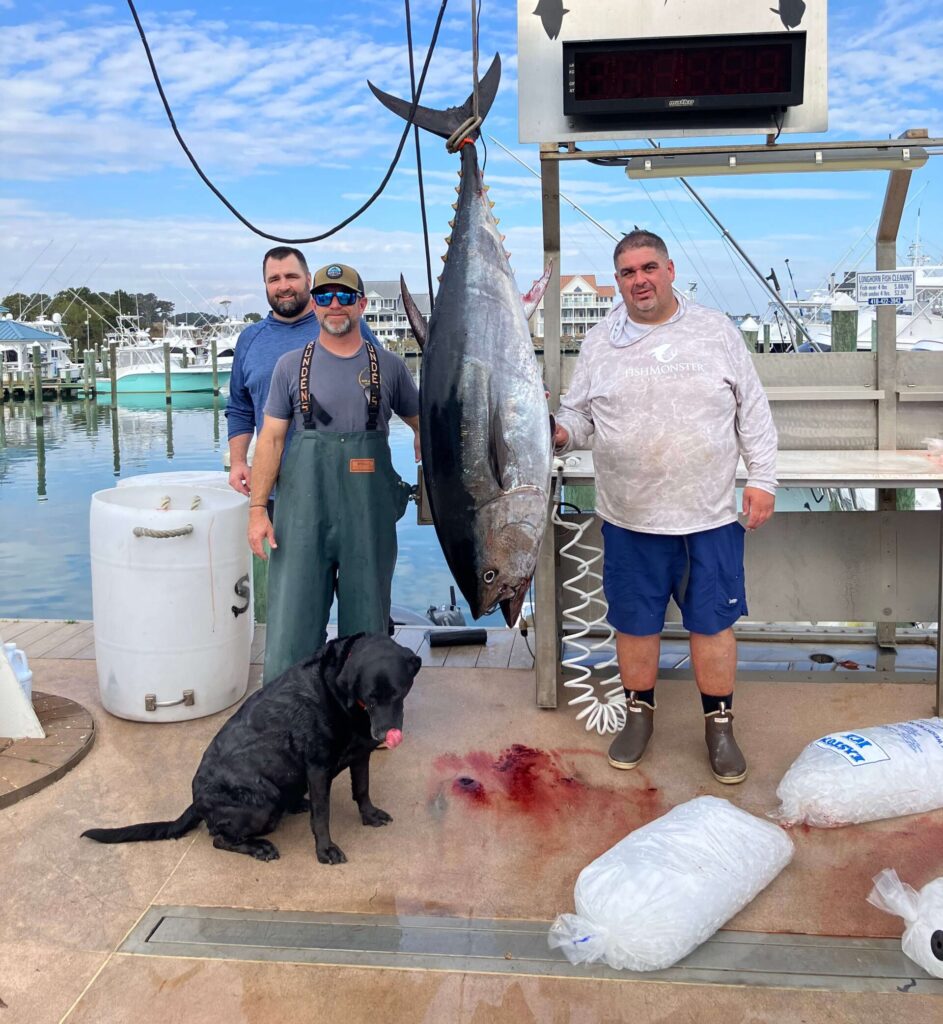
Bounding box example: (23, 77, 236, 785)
(482, 569, 497, 584)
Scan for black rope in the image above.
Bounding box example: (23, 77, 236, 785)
(125, 0, 449, 244)
(405, 0, 435, 308)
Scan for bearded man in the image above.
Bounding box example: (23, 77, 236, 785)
(247, 263, 420, 683)
(225, 246, 380, 497)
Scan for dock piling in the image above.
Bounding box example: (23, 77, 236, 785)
(110, 406, 120, 476)
(83, 350, 95, 399)
(163, 342, 172, 405)
(210, 337, 219, 395)
(36, 421, 47, 500)
(830, 294, 858, 352)
(109, 342, 118, 404)
(30, 344, 43, 423)
(165, 405, 174, 460)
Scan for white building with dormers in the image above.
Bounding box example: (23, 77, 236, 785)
(362, 281, 430, 349)
(363, 274, 615, 350)
(532, 274, 616, 344)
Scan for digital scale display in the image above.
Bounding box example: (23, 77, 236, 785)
(563, 33, 806, 116)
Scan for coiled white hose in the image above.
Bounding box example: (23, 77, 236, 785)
(552, 466, 626, 735)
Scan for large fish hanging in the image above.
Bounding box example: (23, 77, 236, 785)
(369, 55, 553, 626)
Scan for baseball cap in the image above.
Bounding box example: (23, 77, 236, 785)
(312, 263, 364, 295)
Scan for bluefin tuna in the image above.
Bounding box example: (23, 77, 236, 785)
(368, 55, 552, 626)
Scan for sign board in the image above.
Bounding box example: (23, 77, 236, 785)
(517, 0, 828, 143)
(855, 271, 915, 307)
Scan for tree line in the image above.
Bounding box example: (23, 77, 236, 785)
(1, 288, 261, 352)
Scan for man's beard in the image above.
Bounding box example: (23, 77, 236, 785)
(268, 291, 308, 318)
(321, 315, 352, 337)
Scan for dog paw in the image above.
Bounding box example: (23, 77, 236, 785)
(252, 841, 280, 862)
(317, 844, 347, 865)
(361, 807, 392, 827)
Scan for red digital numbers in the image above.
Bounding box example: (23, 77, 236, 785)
(575, 42, 791, 102)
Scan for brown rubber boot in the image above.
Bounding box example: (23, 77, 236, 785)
(704, 702, 747, 784)
(608, 693, 655, 770)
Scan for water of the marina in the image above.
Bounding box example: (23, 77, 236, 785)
(0, 393, 504, 626)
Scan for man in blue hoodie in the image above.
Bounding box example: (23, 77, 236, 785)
(226, 246, 378, 497)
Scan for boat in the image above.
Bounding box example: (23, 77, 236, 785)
(0, 313, 83, 384)
(203, 316, 249, 371)
(103, 314, 153, 348)
(95, 343, 230, 395)
(762, 256, 943, 352)
(161, 321, 209, 367)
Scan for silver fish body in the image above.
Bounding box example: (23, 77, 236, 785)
(420, 143, 551, 624)
(369, 56, 552, 624)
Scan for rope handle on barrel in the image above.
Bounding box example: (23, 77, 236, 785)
(133, 524, 194, 539)
(156, 495, 202, 510)
(135, 493, 202, 535)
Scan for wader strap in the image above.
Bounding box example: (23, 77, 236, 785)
(298, 339, 382, 432)
(364, 340, 381, 432)
(299, 340, 333, 429)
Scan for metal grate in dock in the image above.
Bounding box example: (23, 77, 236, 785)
(120, 906, 943, 995)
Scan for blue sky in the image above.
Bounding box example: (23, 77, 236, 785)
(1, 0, 941, 317)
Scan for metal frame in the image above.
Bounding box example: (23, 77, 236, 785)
(542, 135, 943, 161)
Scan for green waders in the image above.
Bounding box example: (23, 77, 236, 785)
(263, 340, 411, 683)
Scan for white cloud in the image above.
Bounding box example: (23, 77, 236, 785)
(0, 10, 486, 182)
(1, 0, 940, 311)
(829, 1, 943, 135)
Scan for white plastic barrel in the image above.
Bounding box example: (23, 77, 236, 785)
(90, 484, 252, 722)
(117, 470, 231, 491)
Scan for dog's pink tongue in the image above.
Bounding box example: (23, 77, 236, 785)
(383, 728, 403, 749)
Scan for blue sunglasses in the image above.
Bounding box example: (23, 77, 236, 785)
(313, 290, 360, 307)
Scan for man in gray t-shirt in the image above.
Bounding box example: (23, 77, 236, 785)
(265, 341, 420, 439)
(248, 262, 420, 683)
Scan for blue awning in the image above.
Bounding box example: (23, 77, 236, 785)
(0, 320, 63, 342)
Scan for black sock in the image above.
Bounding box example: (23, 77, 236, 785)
(701, 692, 733, 715)
(625, 687, 655, 708)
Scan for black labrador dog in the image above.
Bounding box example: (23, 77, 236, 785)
(82, 634, 421, 864)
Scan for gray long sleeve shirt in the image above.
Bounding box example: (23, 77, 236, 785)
(555, 294, 778, 535)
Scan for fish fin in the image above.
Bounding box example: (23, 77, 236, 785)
(368, 54, 501, 141)
(522, 261, 554, 321)
(400, 275, 427, 351)
(489, 404, 513, 491)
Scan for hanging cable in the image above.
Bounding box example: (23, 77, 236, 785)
(404, 0, 435, 307)
(445, 0, 483, 152)
(475, 0, 487, 175)
(126, 0, 449, 244)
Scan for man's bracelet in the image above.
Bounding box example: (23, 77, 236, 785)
(249, 503, 268, 509)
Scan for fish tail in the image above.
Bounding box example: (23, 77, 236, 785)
(368, 54, 501, 141)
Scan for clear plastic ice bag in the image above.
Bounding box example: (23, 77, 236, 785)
(548, 796, 793, 972)
(868, 868, 943, 979)
(774, 718, 943, 827)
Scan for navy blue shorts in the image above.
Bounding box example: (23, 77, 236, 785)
(601, 521, 748, 637)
